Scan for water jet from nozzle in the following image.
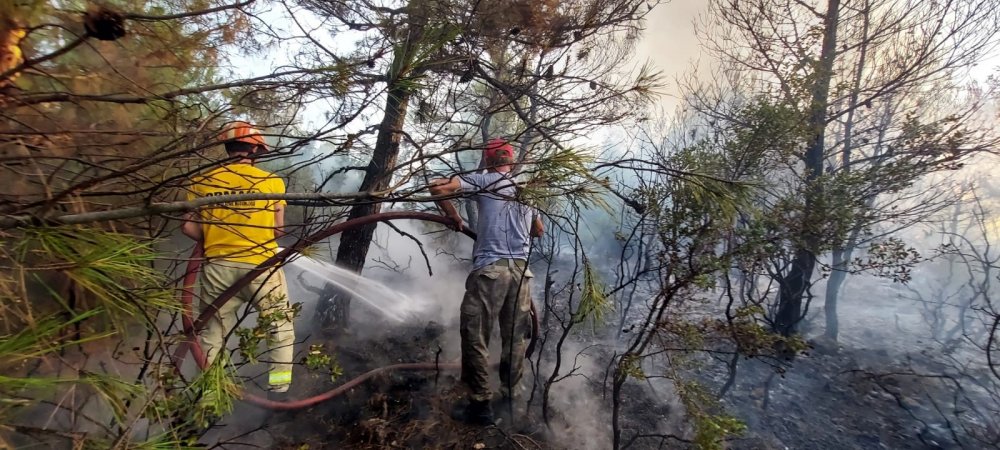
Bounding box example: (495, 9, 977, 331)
(284, 252, 430, 323)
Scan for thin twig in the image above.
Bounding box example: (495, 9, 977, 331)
(384, 220, 433, 276)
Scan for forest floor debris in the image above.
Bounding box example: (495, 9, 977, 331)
(205, 319, 984, 450)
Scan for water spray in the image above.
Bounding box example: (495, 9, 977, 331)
(174, 211, 539, 411)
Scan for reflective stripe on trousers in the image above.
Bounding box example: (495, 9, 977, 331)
(269, 370, 292, 386)
(198, 261, 296, 389)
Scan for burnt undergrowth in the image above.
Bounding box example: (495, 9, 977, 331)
(705, 341, 997, 450)
(210, 319, 551, 450)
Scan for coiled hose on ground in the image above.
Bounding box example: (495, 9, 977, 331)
(173, 211, 539, 411)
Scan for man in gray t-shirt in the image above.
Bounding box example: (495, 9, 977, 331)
(458, 171, 535, 270)
(429, 138, 543, 425)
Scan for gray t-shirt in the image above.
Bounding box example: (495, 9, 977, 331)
(459, 172, 535, 270)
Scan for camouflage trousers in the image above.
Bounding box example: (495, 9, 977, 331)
(460, 259, 534, 402)
(198, 260, 295, 391)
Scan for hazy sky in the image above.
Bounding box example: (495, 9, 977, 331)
(634, 0, 707, 111)
(634, 0, 999, 108)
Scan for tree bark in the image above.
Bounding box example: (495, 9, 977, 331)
(331, 86, 412, 323)
(825, 246, 850, 340)
(774, 0, 841, 336)
(823, 0, 870, 342)
(611, 369, 626, 449)
(330, 10, 424, 327)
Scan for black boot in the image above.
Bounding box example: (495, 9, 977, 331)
(451, 399, 494, 425)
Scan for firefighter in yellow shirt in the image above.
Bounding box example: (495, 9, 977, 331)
(182, 121, 295, 395)
(1, 24, 26, 87)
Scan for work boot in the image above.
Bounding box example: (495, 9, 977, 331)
(451, 399, 494, 426)
(492, 396, 516, 427)
(267, 384, 290, 402)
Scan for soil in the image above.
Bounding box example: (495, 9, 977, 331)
(714, 345, 966, 450)
(706, 300, 998, 450)
(207, 319, 551, 450)
(13, 285, 992, 450)
(203, 317, 996, 450)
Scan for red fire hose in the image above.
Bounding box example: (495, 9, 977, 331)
(174, 211, 539, 410)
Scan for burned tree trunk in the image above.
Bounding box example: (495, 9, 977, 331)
(825, 244, 852, 340)
(327, 11, 425, 328)
(823, 0, 870, 342)
(773, 0, 841, 336)
(335, 85, 413, 270)
(330, 88, 412, 327)
(774, 247, 818, 336)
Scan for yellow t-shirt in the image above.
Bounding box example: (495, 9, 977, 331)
(187, 164, 286, 265)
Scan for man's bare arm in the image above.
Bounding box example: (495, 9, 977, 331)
(530, 214, 544, 238)
(429, 177, 464, 229)
(274, 202, 286, 238)
(181, 211, 203, 241)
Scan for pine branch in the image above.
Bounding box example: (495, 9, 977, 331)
(0, 190, 471, 229)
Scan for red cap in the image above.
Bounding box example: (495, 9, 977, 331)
(484, 138, 514, 160)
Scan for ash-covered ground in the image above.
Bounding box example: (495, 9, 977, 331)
(194, 229, 997, 450)
(201, 293, 994, 449)
(201, 320, 558, 449)
(710, 277, 998, 450)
